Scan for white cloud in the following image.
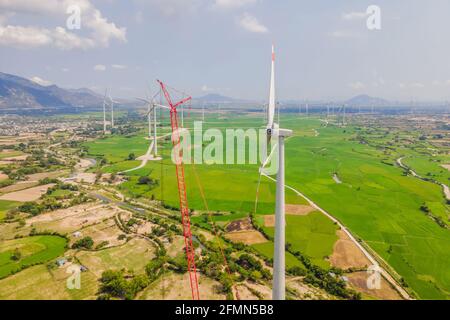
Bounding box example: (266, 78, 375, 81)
(94, 64, 106, 71)
(62, 68, 69, 72)
(411, 82, 425, 88)
(0, 24, 98, 49)
(399, 82, 425, 89)
(238, 13, 268, 33)
(0, 25, 52, 48)
(141, 0, 202, 17)
(112, 64, 127, 69)
(342, 11, 367, 21)
(0, 0, 126, 50)
(214, 0, 257, 10)
(201, 84, 229, 92)
(432, 80, 441, 86)
(349, 82, 365, 90)
(328, 30, 359, 39)
(30, 76, 52, 86)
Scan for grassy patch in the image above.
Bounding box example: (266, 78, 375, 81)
(0, 200, 20, 220)
(255, 212, 339, 268)
(0, 235, 67, 279)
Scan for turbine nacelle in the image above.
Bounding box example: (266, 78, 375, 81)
(268, 127, 292, 138)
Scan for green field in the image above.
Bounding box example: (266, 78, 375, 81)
(403, 156, 450, 186)
(255, 212, 339, 268)
(84, 127, 309, 214)
(0, 236, 67, 279)
(0, 151, 23, 160)
(84, 135, 149, 163)
(0, 238, 153, 300)
(283, 119, 450, 299)
(84, 115, 450, 299)
(0, 200, 19, 221)
(252, 242, 305, 269)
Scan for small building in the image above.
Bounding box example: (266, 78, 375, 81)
(56, 258, 67, 267)
(73, 231, 82, 238)
(80, 265, 88, 272)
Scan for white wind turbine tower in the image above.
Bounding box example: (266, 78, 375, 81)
(148, 100, 152, 139)
(108, 93, 119, 129)
(343, 104, 346, 126)
(138, 94, 169, 158)
(257, 45, 292, 300)
(102, 89, 108, 134)
(202, 102, 205, 122)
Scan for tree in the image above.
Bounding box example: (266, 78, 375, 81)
(128, 153, 136, 160)
(145, 257, 165, 280)
(99, 270, 149, 300)
(11, 248, 21, 261)
(137, 176, 159, 189)
(72, 236, 94, 249)
(249, 270, 262, 281)
(236, 253, 262, 271)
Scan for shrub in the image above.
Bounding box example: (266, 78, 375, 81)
(72, 236, 94, 249)
(11, 248, 21, 261)
(98, 270, 149, 300)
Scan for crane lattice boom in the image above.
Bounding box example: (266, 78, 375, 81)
(157, 80, 200, 300)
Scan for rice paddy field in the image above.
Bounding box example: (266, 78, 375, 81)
(83, 114, 450, 299)
(254, 211, 339, 269)
(403, 155, 450, 185)
(0, 238, 154, 300)
(0, 235, 67, 279)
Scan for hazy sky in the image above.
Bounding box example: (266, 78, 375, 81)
(1, 0, 450, 101)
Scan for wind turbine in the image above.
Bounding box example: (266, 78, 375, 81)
(257, 45, 292, 300)
(201, 101, 205, 122)
(138, 95, 170, 157)
(343, 104, 346, 126)
(108, 93, 119, 129)
(102, 89, 108, 134)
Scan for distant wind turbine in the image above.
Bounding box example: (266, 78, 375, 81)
(103, 89, 108, 134)
(108, 93, 119, 129)
(138, 95, 169, 157)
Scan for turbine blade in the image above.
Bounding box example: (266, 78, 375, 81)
(267, 44, 276, 129)
(254, 169, 263, 215)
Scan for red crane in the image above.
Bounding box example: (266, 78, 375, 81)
(157, 80, 200, 300)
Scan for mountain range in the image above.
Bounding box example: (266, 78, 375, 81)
(0, 72, 103, 110)
(193, 93, 239, 103)
(0, 71, 412, 111)
(345, 94, 391, 107)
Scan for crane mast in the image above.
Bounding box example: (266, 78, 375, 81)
(157, 80, 200, 300)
